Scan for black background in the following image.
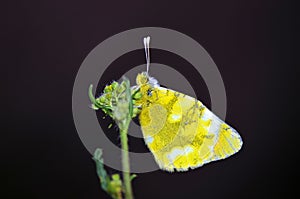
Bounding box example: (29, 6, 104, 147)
(1, 1, 297, 199)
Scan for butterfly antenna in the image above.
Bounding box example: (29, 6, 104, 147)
(143, 36, 151, 75)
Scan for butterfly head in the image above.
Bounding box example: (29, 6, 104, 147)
(133, 72, 159, 106)
(136, 72, 159, 87)
(136, 72, 149, 86)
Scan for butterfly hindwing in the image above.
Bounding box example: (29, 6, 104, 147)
(138, 86, 243, 172)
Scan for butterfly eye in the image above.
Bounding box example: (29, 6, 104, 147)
(147, 89, 152, 96)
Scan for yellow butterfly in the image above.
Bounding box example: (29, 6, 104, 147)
(133, 36, 243, 172)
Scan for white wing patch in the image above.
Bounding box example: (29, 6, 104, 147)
(201, 108, 213, 121)
(145, 136, 154, 144)
(167, 146, 194, 163)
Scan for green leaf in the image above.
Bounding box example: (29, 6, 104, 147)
(93, 149, 123, 199)
(93, 148, 108, 191)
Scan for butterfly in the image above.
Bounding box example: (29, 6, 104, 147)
(132, 36, 243, 172)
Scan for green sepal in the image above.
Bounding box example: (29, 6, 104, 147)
(130, 174, 137, 181)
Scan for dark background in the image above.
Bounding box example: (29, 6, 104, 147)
(1, 0, 297, 198)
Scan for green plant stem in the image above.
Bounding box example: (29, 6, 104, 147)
(120, 121, 133, 199)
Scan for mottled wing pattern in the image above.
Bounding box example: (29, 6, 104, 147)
(138, 86, 243, 172)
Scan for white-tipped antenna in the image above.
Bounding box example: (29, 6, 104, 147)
(143, 36, 151, 75)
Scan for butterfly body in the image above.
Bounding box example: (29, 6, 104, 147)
(135, 72, 243, 172)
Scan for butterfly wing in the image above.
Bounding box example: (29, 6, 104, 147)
(138, 86, 243, 172)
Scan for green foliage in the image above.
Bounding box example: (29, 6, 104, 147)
(89, 77, 139, 199)
(88, 79, 142, 122)
(93, 149, 122, 199)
